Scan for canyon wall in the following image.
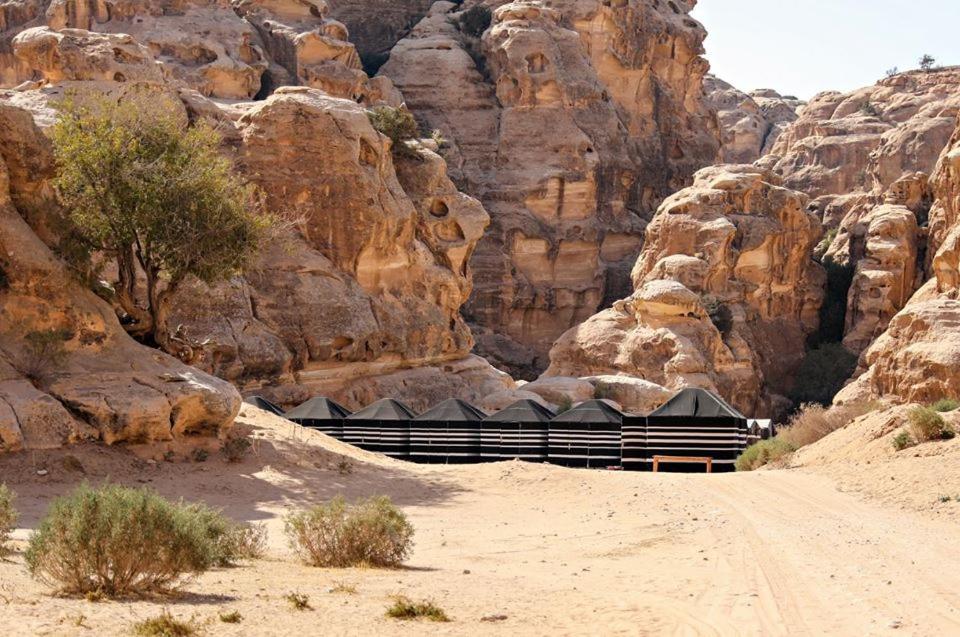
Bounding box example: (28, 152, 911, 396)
(382, 0, 720, 377)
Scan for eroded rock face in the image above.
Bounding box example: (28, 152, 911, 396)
(382, 0, 720, 377)
(767, 67, 960, 200)
(159, 87, 498, 405)
(545, 165, 825, 415)
(0, 102, 240, 450)
(704, 76, 801, 164)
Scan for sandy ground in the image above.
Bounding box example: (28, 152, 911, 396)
(0, 406, 958, 636)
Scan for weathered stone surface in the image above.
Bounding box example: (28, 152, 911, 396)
(704, 75, 801, 164)
(382, 0, 720, 377)
(546, 165, 825, 415)
(0, 101, 241, 448)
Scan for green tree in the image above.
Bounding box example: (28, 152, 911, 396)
(919, 54, 936, 71)
(51, 89, 268, 352)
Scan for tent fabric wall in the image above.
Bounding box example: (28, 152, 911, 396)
(548, 400, 623, 468)
(410, 399, 487, 464)
(284, 397, 352, 438)
(643, 388, 748, 472)
(243, 395, 284, 417)
(620, 414, 648, 471)
(481, 399, 556, 462)
(344, 399, 417, 459)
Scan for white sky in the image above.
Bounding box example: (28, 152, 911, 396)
(691, 0, 960, 99)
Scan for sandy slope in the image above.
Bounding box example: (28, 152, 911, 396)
(0, 407, 958, 636)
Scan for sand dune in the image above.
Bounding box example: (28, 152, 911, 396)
(0, 406, 958, 636)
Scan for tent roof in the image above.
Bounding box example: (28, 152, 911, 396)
(551, 399, 624, 423)
(243, 395, 283, 416)
(285, 397, 352, 421)
(346, 398, 417, 421)
(414, 398, 487, 422)
(649, 388, 745, 419)
(484, 399, 556, 423)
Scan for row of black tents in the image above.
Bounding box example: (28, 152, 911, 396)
(246, 388, 768, 473)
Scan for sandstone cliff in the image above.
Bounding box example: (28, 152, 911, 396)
(382, 0, 720, 377)
(545, 165, 825, 416)
(0, 102, 240, 450)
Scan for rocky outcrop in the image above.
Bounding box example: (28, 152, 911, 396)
(382, 0, 720, 377)
(0, 102, 240, 451)
(325, 0, 434, 73)
(545, 165, 825, 416)
(704, 76, 801, 163)
(837, 116, 960, 405)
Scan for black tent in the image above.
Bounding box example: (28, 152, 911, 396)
(410, 399, 487, 464)
(344, 398, 417, 459)
(284, 397, 351, 438)
(481, 399, 556, 462)
(548, 400, 624, 468)
(640, 388, 748, 473)
(243, 395, 284, 417)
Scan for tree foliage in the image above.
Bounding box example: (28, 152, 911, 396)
(50, 89, 268, 350)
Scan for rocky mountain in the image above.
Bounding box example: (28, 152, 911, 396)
(381, 0, 721, 377)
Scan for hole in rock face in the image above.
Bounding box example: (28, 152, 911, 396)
(526, 53, 547, 73)
(430, 199, 450, 217)
(113, 72, 126, 82)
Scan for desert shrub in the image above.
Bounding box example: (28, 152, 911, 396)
(779, 402, 873, 449)
(19, 328, 70, 381)
(0, 483, 18, 557)
(931, 398, 960, 413)
(859, 101, 880, 116)
(788, 343, 858, 407)
(221, 434, 252, 463)
(52, 89, 269, 350)
(25, 484, 218, 596)
(284, 495, 414, 568)
(908, 407, 955, 443)
(191, 448, 209, 463)
(458, 5, 492, 37)
(386, 596, 450, 622)
(919, 54, 936, 71)
(187, 504, 266, 566)
(702, 295, 733, 337)
(284, 592, 311, 611)
(555, 396, 573, 414)
(132, 610, 196, 637)
(885, 66, 899, 78)
(219, 611, 242, 624)
(367, 106, 421, 158)
(735, 438, 796, 472)
(892, 431, 913, 451)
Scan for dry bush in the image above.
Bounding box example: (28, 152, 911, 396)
(367, 106, 420, 158)
(892, 431, 913, 451)
(0, 483, 18, 557)
(735, 438, 796, 472)
(18, 328, 70, 382)
(284, 496, 414, 568)
(931, 398, 960, 413)
(219, 611, 242, 624)
(779, 402, 874, 449)
(132, 610, 196, 636)
(284, 592, 311, 611)
(221, 434, 252, 463)
(386, 596, 450, 622)
(908, 407, 955, 443)
(26, 484, 222, 596)
(187, 504, 266, 566)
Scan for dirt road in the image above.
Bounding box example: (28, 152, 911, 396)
(0, 409, 958, 636)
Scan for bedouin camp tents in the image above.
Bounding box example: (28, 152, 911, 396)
(410, 399, 487, 464)
(637, 387, 748, 473)
(481, 399, 556, 462)
(747, 419, 774, 445)
(242, 395, 284, 417)
(284, 397, 351, 438)
(344, 398, 417, 459)
(547, 400, 624, 468)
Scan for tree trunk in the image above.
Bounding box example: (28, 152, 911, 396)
(113, 247, 153, 338)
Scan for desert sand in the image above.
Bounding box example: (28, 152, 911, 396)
(1, 406, 959, 636)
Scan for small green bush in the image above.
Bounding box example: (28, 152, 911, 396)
(735, 438, 796, 472)
(458, 5, 492, 38)
(0, 483, 18, 557)
(931, 399, 960, 413)
(221, 434, 252, 463)
(908, 407, 955, 443)
(25, 484, 219, 596)
(368, 106, 421, 158)
(892, 431, 914, 451)
(186, 504, 266, 567)
(219, 610, 242, 624)
(555, 396, 573, 414)
(19, 328, 70, 381)
(133, 610, 196, 637)
(285, 495, 414, 568)
(386, 596, 450, 622)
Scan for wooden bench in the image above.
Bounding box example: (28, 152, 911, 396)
(652, 455, 713, 473)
